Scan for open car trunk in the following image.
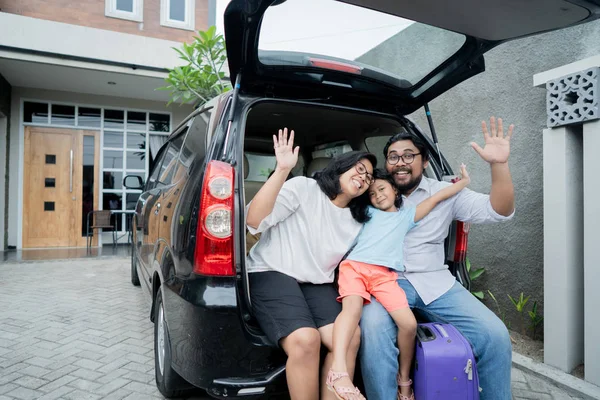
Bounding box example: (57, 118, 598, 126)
(225, 0, 600, 115)
(235, 100, 468, 340)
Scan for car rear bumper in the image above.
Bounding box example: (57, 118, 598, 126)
(207, 365, 287, 398)
(162, 279, 287, 396)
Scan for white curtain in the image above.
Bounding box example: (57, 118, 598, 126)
(149, 135, 167, 158)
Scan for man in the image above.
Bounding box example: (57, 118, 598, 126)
(359, 117, 515, 400)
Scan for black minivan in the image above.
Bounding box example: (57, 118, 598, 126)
(125, 0, 599, 398)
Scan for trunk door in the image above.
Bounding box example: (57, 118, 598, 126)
(224, 0, 599, 114)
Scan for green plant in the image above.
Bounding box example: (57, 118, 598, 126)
(466, 258, 486, 300)
(508, 292, 531, 335)
(528, 301, 544, 339)
(487, 290, 511, 329)
(158, 26, 231, 107)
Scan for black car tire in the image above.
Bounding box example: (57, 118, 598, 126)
(131, 245, 141, 287)
(153, 290, 190, 398)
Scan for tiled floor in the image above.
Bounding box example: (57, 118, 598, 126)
(0, 257, 588, 399)
(1, 245, 131, 263)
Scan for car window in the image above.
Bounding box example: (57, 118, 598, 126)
(147, 144, 168, 188)
(179, 108, 210, 170)
(245, 153, 277, 182)
(156, 134, 185, 187)
(364, 136, 389, 169)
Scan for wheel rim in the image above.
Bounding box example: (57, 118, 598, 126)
(157, 301, 166, 375)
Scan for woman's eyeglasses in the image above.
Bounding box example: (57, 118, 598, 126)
(355, 162, 374, 185)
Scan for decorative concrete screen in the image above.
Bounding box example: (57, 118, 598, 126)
(546, 67, 599, 127)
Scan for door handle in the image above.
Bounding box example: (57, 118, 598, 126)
(69, 149, 73, 193)
(154, 203, 161, 215)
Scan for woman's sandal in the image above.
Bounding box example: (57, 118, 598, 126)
(397, 374, 415, 400)
(325, 369, 365, 400)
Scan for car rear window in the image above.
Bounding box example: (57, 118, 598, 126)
(258, 0, 466, 87)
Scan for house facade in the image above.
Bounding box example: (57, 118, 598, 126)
(0, 0, 215, 250)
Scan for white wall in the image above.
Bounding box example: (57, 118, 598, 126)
(0, 12, 183, 71)
(7, 86, 193, 248)
(0, 113, 6, 250)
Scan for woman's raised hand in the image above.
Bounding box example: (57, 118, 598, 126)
(273, 127, 300, 171)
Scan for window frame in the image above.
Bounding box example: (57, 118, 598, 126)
(160, 0, 195, 31)
(105, 0, 144, 23)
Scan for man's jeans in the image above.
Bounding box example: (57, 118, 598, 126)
(359, 280, 512, 400)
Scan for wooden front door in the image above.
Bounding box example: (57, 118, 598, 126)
(23, 127, 99, 248)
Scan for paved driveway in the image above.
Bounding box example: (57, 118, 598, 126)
(0, 257, 585, 400)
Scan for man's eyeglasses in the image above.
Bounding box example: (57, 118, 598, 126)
(355, 162, 373, 185)
(386, 153, 421, 165)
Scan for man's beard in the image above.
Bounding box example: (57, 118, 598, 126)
(393, 169, 423, 194)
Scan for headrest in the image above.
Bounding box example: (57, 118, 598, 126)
(243, 154, 249, 179)
(307, 157, 331, 177)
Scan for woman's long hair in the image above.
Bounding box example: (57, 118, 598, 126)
(314, 151, 377, 223)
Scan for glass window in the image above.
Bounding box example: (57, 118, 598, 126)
(24, 102, 49, 124)
(51, 105, 75, 126)
(258, 0, 466, 88)
(103, 192, 123, 211)
(160, 0, 194, 30)
(102, 193, 123, 230)
(127, 132, 146, 150)
(78, 107, 101, 128)
(149, 113, 170, 132)
(105, 0, 143, 22)
(126, 192, 141, 210)
(103, 131, 124, 149)
(116, 0, 133, 12)
(364, 132, 412, 168)
(103, 171, 123, 190)
(157, 136, 184, 186)
(148, 148, 167, 185)
(82, 136, 95, 236)
(104, 109, 124, 129)
(245, 153, 277, 182)
(149, 134, 168, 167)
(126, 152, 145, 170)
(180, 112, 209, 168)
(170, 0, 185, 21)
(103, 150, 123, 169)
(127, 111, 147, 131)
(364, 136, 391, 169)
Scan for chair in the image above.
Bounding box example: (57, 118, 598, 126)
(86, 210, 116, 249)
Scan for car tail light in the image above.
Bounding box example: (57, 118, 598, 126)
(453, 221, 470, 262)
(308, 58, 362, 74)
(194, 160, 235, 276)
(450, 176, 470, 262)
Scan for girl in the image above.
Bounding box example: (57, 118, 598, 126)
(246, 128, 376, 400)
(327, 166, 470, 400)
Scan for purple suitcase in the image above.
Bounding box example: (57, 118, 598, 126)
(413, 323, 480, 400)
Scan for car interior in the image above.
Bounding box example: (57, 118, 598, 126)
(240, 101, 440, 255)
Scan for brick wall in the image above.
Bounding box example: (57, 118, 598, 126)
(0, 0, 209, 43)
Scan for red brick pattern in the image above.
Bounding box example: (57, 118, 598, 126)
(0, 0, 209, 43)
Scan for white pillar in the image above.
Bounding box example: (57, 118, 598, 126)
(543, 125, 584, 372)
(583, 119, 600, 386)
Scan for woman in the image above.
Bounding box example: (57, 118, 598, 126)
(246, 127, 376, 400)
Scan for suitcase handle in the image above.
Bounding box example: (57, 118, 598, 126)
(416, 325, 437, 342)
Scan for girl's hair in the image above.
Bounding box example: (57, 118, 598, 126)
(354, 169, 402, 222)
(372, 169, 402, 208)
(314, 151, 377, 223)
